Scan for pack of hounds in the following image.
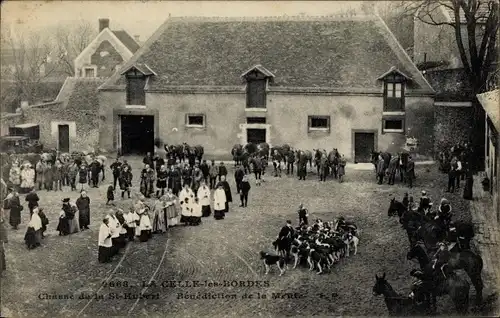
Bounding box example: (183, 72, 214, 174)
(261, 217, 360, 276)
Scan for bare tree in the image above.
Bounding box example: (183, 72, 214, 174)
(1, 26, 58, 108)
(401, 0, 498, 170)
(52, 21, 97, 76)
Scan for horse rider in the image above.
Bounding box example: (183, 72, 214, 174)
(418, 190, 431, 214)
(432, 242, 451, 279)
(436, 198, 452, 227)
(409, 269, 434, 306)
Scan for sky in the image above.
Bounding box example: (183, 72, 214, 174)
(1, 1, 363, 40)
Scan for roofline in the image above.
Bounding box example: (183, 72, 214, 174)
(74, 28, 134, 75)
(166, 14, 379, 23)
(99, 17, 175, 91)
(377, 66, 413, 81)
(439, 3, 453, 23)
(374, 13, 435, 94)
(240, 65, 275, 78)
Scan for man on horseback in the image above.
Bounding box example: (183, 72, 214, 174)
(409, 269, 434, 306)
(432, 242, 451, 279)
(418, 191, 431, 214)
(436, 198, 452, 227)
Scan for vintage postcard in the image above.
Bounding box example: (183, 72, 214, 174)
(0, 0, 499, 317)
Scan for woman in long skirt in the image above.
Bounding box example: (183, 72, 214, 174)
(165, 190, 179, 227)
(7, 191, 22, 230)
(24, 208, 42, 249)
(68, 202, 80, 234)
(152, 197, 167, 233)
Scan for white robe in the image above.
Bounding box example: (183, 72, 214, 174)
(197, 186, 211, 206)
(213, 189, 226, 211)
(21, 168, 35, 188)
(192, 203, 202, 218)
(137, 214, 152, 233)
(179, 189, 195, 203)
(125, 212, 139, 228)
(98, 224, 112, 247)
(181, 203, 192, 217)
(28, 213, 42, 231)
(108, 215, 120, 238)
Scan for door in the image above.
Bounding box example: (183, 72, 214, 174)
(354, 132, 375, 163)
(120, 115, 154, 155)
(58, 124, 70, 152)
(247, 128, 266, 144)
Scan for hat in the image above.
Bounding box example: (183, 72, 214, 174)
(62, 198, 70, 203)
(421, 190, 427, 195)
(440, 198, 450, 205)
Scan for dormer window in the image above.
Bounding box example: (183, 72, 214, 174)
(378, 67, 411, 112)
(121, 64, 157, 106)
(241, 65, 275, 109)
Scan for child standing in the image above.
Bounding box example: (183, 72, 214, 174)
(106, 185, 115, 205)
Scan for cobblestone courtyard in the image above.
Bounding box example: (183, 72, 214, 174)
(1, 160, 484, 317)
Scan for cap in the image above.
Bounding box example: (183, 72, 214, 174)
(441, 198, 450, 205)
(62, 198, 70, 203)
(421, 190, 427, 195)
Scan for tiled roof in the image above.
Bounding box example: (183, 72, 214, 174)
(424, 68, 474, 101)
(442, 1, 491, 23)
(112, 30, 140, 53)
(101, 15, 433, 93)
(477, 89, 500, 131)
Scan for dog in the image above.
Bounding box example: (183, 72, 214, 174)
(342, 232, 359, 257)
(260, 251, 287, 276)
(306, 245, 330, 274)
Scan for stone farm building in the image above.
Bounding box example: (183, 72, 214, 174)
(98, 15, 436, 161)
(74, 18, 140, 78)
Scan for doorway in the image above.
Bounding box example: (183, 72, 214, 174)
(58, 124, 70, 152)
(246, 128, 266, 144)
(120, 115, 154, 155)
(353, 131, 376, 163)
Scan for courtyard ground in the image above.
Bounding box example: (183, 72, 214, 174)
(1, 159, 493, 317)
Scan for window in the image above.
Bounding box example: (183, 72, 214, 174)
(382, 117, 405, 133)
(246, 117, 266, 124)
(308, 116, 330, 132)
(126, 75, 146, 105)
(84, 67, 96, 78)
(186, 114, 205, 127)
(384, 81, 405, 111)
(246, 79, 267, 108)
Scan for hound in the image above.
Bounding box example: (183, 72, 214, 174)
(260, 251, 287, 276)
(342, 232, 359, 257)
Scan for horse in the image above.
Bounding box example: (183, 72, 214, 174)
(257, 142, 270, 160)
(232, 144, 244, 166)
(328, 149, 340, 178)
(406, 244, 471, 313)
(372, 273, 427, 316)
(193, 145, 204, 164)
(407, 243, 483, 305)
(295, 150, 313, 168)
(313, 149, 323, 174)
(415, 219, 475, 254)
(400, 209, 430, 246)
(387, 198, 407, 218)
(244, 142, 257, 155)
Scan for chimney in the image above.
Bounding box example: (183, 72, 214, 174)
(99, 18, 110, 32)
(134, 35, 140, 43)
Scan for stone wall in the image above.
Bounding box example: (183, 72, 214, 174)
(434, 105, 473, 152)
(99, 90, 435, 160)
(0, 113, 23, 136)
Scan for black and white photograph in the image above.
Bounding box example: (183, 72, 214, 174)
(0, 0, 499, 316)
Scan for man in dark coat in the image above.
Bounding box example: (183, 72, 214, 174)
(143, 152, 155, 171)
(57, 198, 73, 236)
(110, 158, 123, 190)
(287, 149, 295, 175)
(168, 166, 182, 196)
(376, 156, 385, 185)
(418, 190, 431, 214)
(218, 162, 228, 182)
(8, 191, 22, 230)
(447, 156, 458, 193)
(182, 165, 192, 188)
(463, 168, 473, 200)
(25, 189, 40, 216)
(406, 156, 415, 188)
(200, 159, 210, 184)
(217, 176, 232, 213)
(90, 159, 101, 188)
(387, 156, 399, 185)
(239, 175, 251, 207)
(76, 190, 91, 230)
(234, 165, 245, 193)
(119, 166, 133, 199)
